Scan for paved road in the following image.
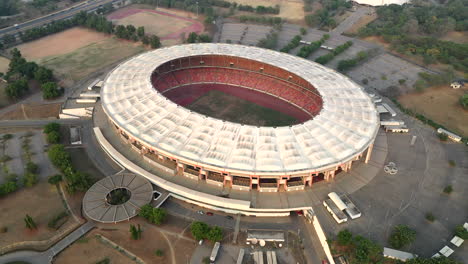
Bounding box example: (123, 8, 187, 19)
(0, 221, 95, 264)
(0, 118, 86, 128)
(0, 0, 120, 38)
(331, 6, 373, 35)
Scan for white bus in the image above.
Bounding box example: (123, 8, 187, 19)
(210, 242, 221, 263)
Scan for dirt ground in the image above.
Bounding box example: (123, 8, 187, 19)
(0, 102, 61, 120)
(441, 31, 468, 44)
(0, 182, 77, 248)
(398, 86, 468, 136)
(0, 56, 10, 74)
(54, 233, 130, 264)
(344, 12, 377, 35)
(16, 28, 110, 60)
(108, 7, 204, 43)
(226, 0, 305, 21)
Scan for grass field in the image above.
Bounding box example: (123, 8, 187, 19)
(15, 27, 146, 86)
(399, 86, 468, 136)
(187, 90, 298, 126)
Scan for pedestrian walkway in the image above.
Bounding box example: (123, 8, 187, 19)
(0, 221, 95, 264)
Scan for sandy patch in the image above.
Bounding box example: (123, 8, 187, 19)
(399, 86, 468, 136)
(0, 182, 76, 248)
(16, 28, 109, 60)
(441, 31, 468, 44)
(0, 56, 10, 74)
(226, 0, 305, 21)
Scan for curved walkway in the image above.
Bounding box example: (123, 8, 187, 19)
(0, 222, 95, 264)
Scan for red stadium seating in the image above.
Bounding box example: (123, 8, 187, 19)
(152, 65, 323, 116)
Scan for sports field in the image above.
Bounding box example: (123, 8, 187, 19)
(187, 90, 298, 126)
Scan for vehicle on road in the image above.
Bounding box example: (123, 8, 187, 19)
(197, 210, 204, 215)
(206, 212, 214, 216)
(225, 215, 233, 220)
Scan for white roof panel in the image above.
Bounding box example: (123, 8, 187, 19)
(101, 44, 379, 174)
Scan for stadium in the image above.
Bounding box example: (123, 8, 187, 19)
(100, 43, 379, 193)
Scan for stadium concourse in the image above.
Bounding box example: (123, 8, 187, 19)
(97, 43, 380, 197)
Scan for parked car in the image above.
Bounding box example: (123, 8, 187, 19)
(199, 239, 203, 245)
(197, 210, 204, 215)
(206, 212, 214, 216)
(225, 215, 234, 220)
(296, 210, 304, 216)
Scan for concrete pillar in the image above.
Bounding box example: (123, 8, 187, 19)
(348, 160, 353, 170)
(223, 173, 231, 187)
(199, 169, 207, 180)
(365, 143, 374, 164)
(325, 171, 330, 181)
(330, 170, 335, 179)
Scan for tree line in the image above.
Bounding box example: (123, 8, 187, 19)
(315, 40, 353, 65)
(239, 15, 283, 26)
(11, 11, 162, 49)
(257, 31, 278, 50)
(358, 1, 468, 72)
(337, 50, 370, 72)
(2, 48, 60, 100)
(0, 0, 18, 16)
(46, 124, 94, 194)
(297, 34, 329, 58)
(280, 35, 302, 53)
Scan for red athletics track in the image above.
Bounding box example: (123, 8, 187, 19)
(162, 83, 312, 123)
(107, 8, 204, 40)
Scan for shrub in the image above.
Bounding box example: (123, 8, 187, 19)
(191, 221, 210, 240)
(438, 133, 448, 141)
(24, 214, 37, 230)
(443, 185, 453, 194)
(44, 122, 60, 134)
(48, 174, 63, 185)
(425, 212, 435, 222)
(337, 229, 353, 245)
(25, 161, 39, 174)
(0, 155, 12, 162)
(2, 134, 13, 141)
(0, 226, 7, 233)
(362, 78, 368, 85)
(155, 249, 164, 256)
(460, 94, 468, 109)
(388, 225, 416, 249)
(202, 257, 210, 264)
(300, 27, 307, 35)
(46, 130, 61, 144)
(23, 172, 38, 187)
(207, 226, 223, 242)
(448, 160, 456, 167)
(454, 225, 468, 239)
(47, 144, 71, 171)
(95, 258, 110, 264)
(398, 79, 406, 85)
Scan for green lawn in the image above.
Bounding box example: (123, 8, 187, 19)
(187, 90, 298, 126)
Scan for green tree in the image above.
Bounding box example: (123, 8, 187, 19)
(44, 122, 60, 134)
(34, 66, 53, 84)
(48, 174, 63, 185)
(460, 94, 468, 109)
(23, 172, 38, 187)
(138, 204, 167, 225)
(336, 229, 353, 245)
(130, 224, 142, 240)
(149, 35, 161, 49)
(42, 82, 61, 99)
(24, 214, 37, 229)
(207, 226, 223, 242)
(47, 144, 72, 171)
(137, 26, 145, 38)
(406, 257, 461, 264)
(389, 225, 417, 249)
(198, 34, 212, 43)
(47, 130, 61, 144)
(26, 161, 39, 174)
(191, 221, 209, 240)
(454, 225, 468, 239)
(155, 249, 164, 256)
(187, 32, 198, 43)
(300, 27, 307, 35)
(6, 78, 29, 99)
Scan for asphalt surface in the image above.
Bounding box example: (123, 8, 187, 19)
(0, 0, 120, 38)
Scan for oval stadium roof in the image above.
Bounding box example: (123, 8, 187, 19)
(101, 43, 379, 175)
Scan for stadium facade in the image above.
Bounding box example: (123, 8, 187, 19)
(100, 44, 379, 192)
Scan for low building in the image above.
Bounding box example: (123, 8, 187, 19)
(383, 247, 417, 261)
(247, 230, 285, 243)
(437, 128, 462, 142)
